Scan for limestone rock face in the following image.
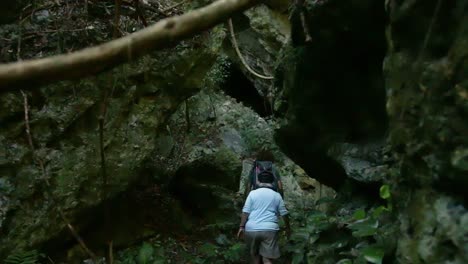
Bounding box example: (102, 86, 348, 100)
(385, 0, 468, 262)
(274, 0, 467, 262)
(0, 1, 301, 257)
(224, 4, 290, 98)
(328, 141, 389, 183)
(158, 88, 320, 217)
(0, 25, 222, 260)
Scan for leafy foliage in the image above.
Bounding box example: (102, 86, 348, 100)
(114, 232, 246, 264)
(4, 250, 44, 264)
(202, 54, 231, 90)
(285, 185, 396, 264)
(116, 240, 166, 264)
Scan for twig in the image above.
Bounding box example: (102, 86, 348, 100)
(228, 18, 273, 80)
(114, 0, 122, 37)
(17, 13, 23, 61)
(185, 99, 191, 132)
(296, 0, 312, 43)
(47, 256, 55, 264)
(134, 0, 148, 27)
(99, 113, 108, 185)
(38, 28, 91, 34)
(99, 84, 112, 264)
(20, 91, 97, 261)
(208, 92, 217, 121)
(162, 0, 189, 13)
(54, 7, 63, 53)
(103, 9, 119, 257)
(108, 240, 114, 264)
(416, 0, 442, 67)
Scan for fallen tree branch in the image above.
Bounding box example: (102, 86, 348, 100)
(0, 0, 261, 92)
(228, 18, 273, 80)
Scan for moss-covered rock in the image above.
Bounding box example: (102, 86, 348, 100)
(385, 0, 468, 262)
(158, 88, 321, 213)
(273, 0, 467, 262)
(0, 21, 224, 260)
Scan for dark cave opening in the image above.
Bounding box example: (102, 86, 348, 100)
(220, 64, 271, 117)
(277, 0, 389, 198)
(287, 0, 389, 143)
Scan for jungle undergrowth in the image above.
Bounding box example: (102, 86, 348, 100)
(285, 184, 396, 264)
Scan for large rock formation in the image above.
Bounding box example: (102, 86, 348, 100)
(275, 0, 467, 262)
(0, 1, 318, 260)
(275, 0, 388, 195)
(0, 2, 224, 256)
(385, 0, 468, 262)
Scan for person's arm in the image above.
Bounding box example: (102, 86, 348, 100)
(239, 212, 249, 228)
(238, 212, 249, 238)
(277, 194, 290, 238)
(238, 193, 252, 238)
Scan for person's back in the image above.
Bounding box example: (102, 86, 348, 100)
(238, 171, 290, 264)
(246, 160, 284, 198)
(244, 188, 287, 231)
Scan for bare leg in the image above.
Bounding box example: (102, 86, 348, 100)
(262, 256, 273, 264)
(252, 254, 261, 264)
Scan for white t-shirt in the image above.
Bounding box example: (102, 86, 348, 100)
(242, 188, 288, 231)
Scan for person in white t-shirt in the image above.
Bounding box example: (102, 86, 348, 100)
(237, 171, 291, 264)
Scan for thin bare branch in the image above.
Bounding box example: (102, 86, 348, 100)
(162, 0, 189, 13)
(114, 0, 122, 38)
(21, 91, 97, 261)
(228, 18, 273, 80)
(134, 0, 148, 27)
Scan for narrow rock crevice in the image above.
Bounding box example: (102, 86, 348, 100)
(220, 64, 272, 117)
(276, 0, 388, 197)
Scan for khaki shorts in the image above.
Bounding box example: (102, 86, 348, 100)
(245, 231, 280, 259)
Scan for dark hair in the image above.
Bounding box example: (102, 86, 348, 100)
(256, 149, 275, 162)
(258, 172, 274, 184)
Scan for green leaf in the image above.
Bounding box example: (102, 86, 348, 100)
(315, 197, 335, 205)
(379, 185, 391, 199)
(5, 250, 41, 264)
(224, 243, 245, 262)
(353, 209, 366, 220)
(308, 234, 320, 245)
(451, 148, 468, 171)
(291, 230, 310, 242)
(362, 246, 384, 264)
(199, 243, 218, 258)
(215, 234, 230, 246)
(372, 206, 387, 218)
(348, 219, 379, 237)
(336, 259, 353, 264)
(137, 242, 154, 264)
(292, 252, 304, 264)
